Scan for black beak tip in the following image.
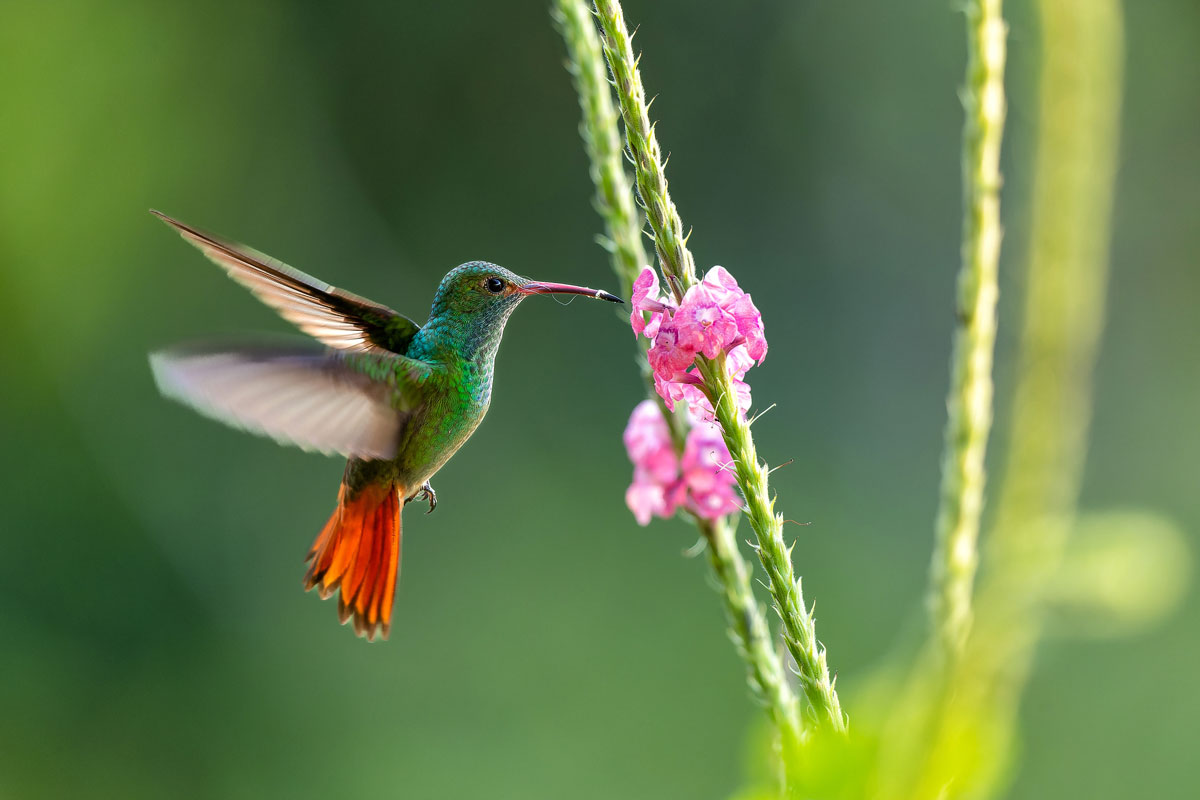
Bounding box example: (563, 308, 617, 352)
(601, 291, 624, 304)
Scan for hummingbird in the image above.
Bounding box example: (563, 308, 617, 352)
(149, 211, 622, 641)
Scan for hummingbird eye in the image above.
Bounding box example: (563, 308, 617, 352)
(484, 277, 506, 295)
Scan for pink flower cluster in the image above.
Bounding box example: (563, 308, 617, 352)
(623, 400, 742, 525)
(631, 266, 767, 421)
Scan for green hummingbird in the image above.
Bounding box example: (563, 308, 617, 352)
(149, 211, 621, 640)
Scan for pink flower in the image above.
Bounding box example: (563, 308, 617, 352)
(630, 268, 675, 337)
(673, 377, 751, 423)
(675, 379, 752, 424)
(672, 347, 754, 422)
(681, 424, 728, 475)
(653, 369, 706, 413)
(681, 424, 742, 519)
(672, 375, 709, 420)
(623, 399, 673, 463)
(622, 401, 743, 524)
(674, 283, 739, 359)
(647, 318, 698, 377)
(623, 400, 681, 525)
(653, 371, 684, 412)
(700, 266, 767, 363)
(629, 265, 767, 422)
(625, 479, 671, 526)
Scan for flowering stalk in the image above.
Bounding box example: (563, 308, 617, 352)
(691, 356, 846, 731)
(927, 0, 1007, 660)
(550, 0, 679, 444)
(551, 0, 645, 300)
(699, 512, 803, 752)
(590, 1, 695, 301)
(553, 0, 803, 755)
(592, 0, 846, 732)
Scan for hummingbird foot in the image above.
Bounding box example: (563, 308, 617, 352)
(406, 482, 437, 514)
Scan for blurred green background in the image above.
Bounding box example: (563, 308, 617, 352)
(1, 1, 1196, 797)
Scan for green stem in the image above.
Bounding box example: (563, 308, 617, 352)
(915, 1, 1123, 794)
(694, 358, 846, 732)
(552, 0, 646, 301)
(551, 0, 676, 439)
(553, 0, 804, 756)
(971, 0, 1124, 699)
(592, 0, 846, 733)
(927, 0, 1007, 661)
(590, 0, 696, 301)
(699, 515, 804, 757)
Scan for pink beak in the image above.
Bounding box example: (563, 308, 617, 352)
(518, 280, 623, 304)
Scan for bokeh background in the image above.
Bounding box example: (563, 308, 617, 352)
(1, 1, 1196, 797)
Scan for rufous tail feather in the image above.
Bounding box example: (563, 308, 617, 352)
(303, 481, 402, 641)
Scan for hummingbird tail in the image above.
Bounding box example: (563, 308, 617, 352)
(303, 480, 403, 641)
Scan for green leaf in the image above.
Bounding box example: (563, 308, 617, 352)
(1046, 510, 1190, 637)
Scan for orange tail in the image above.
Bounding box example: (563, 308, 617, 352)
(303, 481, 402, 641)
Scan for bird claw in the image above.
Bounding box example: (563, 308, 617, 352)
(405, 482, 437, 514)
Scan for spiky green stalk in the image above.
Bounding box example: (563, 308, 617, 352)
(553, 0, 804, 757)
(694, 356, 846, 732)
(589, 1, 695, 302)
(591, 0, 846, 732)
(927, 0, 1007, 660)
(700, 513, 804, 758)
(552, 0, 646, 299)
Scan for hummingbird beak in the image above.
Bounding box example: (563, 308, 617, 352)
(517, 280, 624, 304)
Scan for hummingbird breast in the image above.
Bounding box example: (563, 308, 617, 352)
(389, 359, 494, 494)
(382, 300, 514, 496)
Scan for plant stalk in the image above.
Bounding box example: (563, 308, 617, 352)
(927, 0, 1007, 661)
(970, 0, 1124, 706)
(914, 1, 1124, 794)
(592, 0, 846, 733)
(553, 0, 804, 758)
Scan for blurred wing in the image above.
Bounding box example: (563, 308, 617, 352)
(152, 211, 420, 355)
(150, 344, 429, 460)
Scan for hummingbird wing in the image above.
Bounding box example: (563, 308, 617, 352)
(150, 342, 432, 460)
(152, 211, 420, 355)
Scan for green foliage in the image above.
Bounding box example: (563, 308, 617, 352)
(1046, 510, 1191, 637)
(735, 717, 877, 800)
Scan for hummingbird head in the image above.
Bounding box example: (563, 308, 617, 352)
(423, 262, 622, 361)
(432, 262, 622, 315)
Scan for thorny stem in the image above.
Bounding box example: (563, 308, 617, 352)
(592, 0, 846, 732)
(694, 357, 846, 732)
(927, 0, 1007, 661)
(550, 0, 678, 439)
(553, 0, 646, 301)
(699, 514, 804, 758)
(590, 1, 696, 302)
(553, 0, 804, 759)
